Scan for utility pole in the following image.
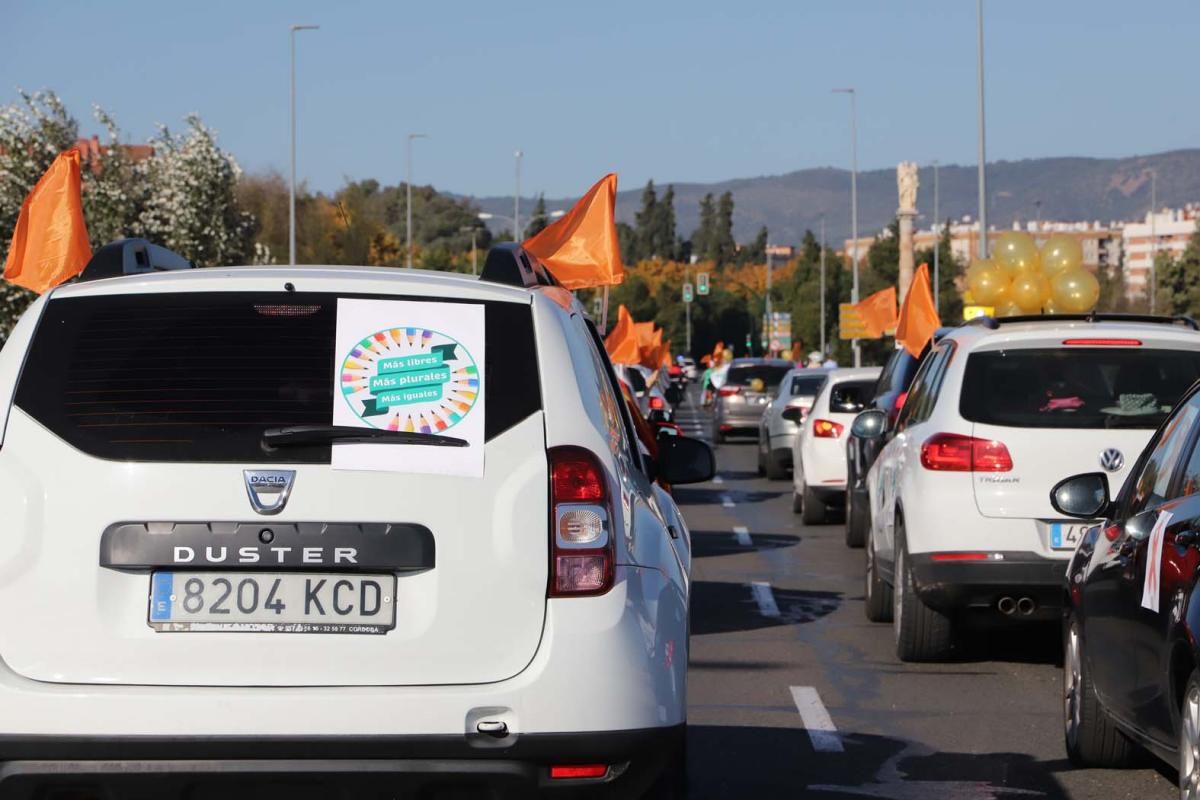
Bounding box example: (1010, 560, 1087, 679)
(685, 265, 692, 354)
(933, 161, 940, 314)
(514, 150, 523, 241)
(765, 245, 773, 356)
(976, 0, 989, 259)
(1150, 170, 1157, 314)
(288, 23, 319, 267)
(460, 226, 480, 275)
(820, 214, 827, 357)
(405, 133, 427, 268)
(833, 87, 860, 366)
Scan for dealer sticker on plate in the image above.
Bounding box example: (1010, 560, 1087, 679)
(149, 571, 396, 634)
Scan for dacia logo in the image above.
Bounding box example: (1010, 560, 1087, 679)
(244, 470, 296, 515)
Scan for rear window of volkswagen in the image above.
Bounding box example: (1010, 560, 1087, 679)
(960, 347, 1200, 430)
(14, 292, 541, 462)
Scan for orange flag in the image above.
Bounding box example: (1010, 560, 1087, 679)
(896, 263, 941, 358)
(605, 305, 640, 363)
(4, 149, 92, 294)
(854, 287, 898, 338)
(523, 173, 623, 290)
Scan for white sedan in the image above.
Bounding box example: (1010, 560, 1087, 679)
(791, 367, 881, 524)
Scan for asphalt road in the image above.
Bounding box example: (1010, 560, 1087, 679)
(672, 388, 1174, 800)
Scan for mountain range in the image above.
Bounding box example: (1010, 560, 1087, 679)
(470, 149, 1200, 247)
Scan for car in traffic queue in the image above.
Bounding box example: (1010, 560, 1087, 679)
(791, 367, 882, 524)
(0, 239, 714, 798)
(855, 314, 1200, 662)
(711, 358, 794, 443)
(1053, 379, 1200, 796)
(756, 368, 832, 480)
(844, 331, 951, 548)
(680, 357, 699, 383)
(615, 363, 673, 424)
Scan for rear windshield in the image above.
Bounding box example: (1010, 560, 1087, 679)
(14, 292, 541, 462)
(830, 379, 877, 413)
(727, 365, 792, 389)
(623, 366, 647, 393)
(789, 375, 827, 397)
(960, 347, 1200, 429)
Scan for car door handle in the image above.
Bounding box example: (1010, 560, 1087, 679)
(668, 524, 680, 540)
(1176, 530, 1200, 548)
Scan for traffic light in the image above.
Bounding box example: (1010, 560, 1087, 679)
(697, 272, 709, 296)
(682, 283, 694, 303)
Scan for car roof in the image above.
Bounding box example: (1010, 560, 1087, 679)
(943, 315, 1200, 350)
(824, 366, 883, 383)
(729, 358, 794, 367)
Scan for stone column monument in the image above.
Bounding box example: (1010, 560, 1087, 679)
(897, 162, 919, 302)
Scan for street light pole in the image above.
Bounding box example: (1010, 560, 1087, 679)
(289, 23, 319, 268)
(406, 133, 428, 269)
(976, 0, 989, 259)
(820, 214, 827, 358)
(1150, 170, 1157, 313)
(459, 226, 480, 275)
(514, 150, 523, 241)
(933, 161, 940, 313)
(765, 245, 773, 356)
(833, 87, 860, 366)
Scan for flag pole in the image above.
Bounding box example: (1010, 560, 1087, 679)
(601, 286, 610, 332)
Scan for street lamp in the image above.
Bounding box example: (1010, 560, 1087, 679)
(933, 161, 940, 313)
(833, 87, 860, 367)
(406, 133, 428, 268)
(289, 23, 319, 267)
(514, 150, 523, 241)
(459, 225, 483, 275)
(1150, 169, 1158, 313)
(976, 0, 989, 259)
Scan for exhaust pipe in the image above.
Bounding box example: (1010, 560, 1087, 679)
(997, 596, 1016, 616)
(1017, 597, 1037, 616)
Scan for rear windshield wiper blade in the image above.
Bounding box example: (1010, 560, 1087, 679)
(262, 425, 468, 448)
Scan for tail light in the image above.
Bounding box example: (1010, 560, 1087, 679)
(550, 765, 609, 780)
(548, 447, 613, 597)
(1063, 338, 1142, 347)
(920, 433, 1013, 472)
(649, 396, 665, 410)
(718, 386, 741, 397)
(812, 419, 844, 438)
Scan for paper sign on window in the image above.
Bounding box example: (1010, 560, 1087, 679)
(332, 299, 485, 476)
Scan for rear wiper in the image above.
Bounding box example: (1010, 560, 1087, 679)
(262, 425, 468, 448)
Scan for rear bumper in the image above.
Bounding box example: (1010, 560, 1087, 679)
(908, 551, 1069, 617)
(0, 725, 683, 798)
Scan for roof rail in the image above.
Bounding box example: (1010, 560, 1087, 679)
(478, 243, 560, 290)
(966, 312, 1199, 331)
(80, 238, 193, 281)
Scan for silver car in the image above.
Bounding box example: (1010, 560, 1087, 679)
(756, 368, 832, 478)
(712, 358, 795, 443)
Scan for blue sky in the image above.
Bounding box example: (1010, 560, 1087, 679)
(2, 1, 1195, 199)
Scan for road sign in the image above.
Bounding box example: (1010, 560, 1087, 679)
(697, 272, 710, 296)
(839, 303, 871, 340)
(682, 283, 694, 303)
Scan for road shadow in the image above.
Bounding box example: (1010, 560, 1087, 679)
(690, 582, 841, 636)
(953, 621, 1063, 666)
(716, 469, 759, 481)
(673, 487, 787, 507)
(690, 529, 801, 559)
(687, 724, 1072, 799)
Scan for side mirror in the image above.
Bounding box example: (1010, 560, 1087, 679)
(657, 434, 716, 485)
(1049, 472, 1111, 519)
(781, 406, 804, 423)
(851, 409, 888, 440)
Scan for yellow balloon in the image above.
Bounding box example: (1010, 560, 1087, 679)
(1043, 298, 1061, 315)
(1050, 269, 1100, 313)
(968, 264, 1012, 306)
(1010, 273, 1050, 314)
(966, 258, 996, 282)
(995, 300, 1024, 318)
(993, 231, 1041, 276)
(1040, 234, 1083, 277)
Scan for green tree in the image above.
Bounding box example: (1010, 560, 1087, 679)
(692, 193, 716, 261)
(616, 222, 637, 266)
(633, 180, 658, 261)
(525, 194, 548, 238)
(712, 191, 736, 267)
(1156, 230, 1200, 316)
(657, 184, 678, 260)
(740, 225, 767, 264)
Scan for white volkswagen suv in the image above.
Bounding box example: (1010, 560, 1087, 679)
(0, 240, 711, 797)
(858, 314, 1200, 662)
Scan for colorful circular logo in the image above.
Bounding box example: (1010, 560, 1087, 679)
(339, 327, 479, 433)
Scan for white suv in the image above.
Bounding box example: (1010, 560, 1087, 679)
(0, 240, 711, 797)
(857, 315, 1200, 662)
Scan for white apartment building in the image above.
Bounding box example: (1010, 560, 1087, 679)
(1121, 205, 1199, 295)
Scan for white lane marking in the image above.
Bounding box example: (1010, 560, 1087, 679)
(712, 475, 724, 484)
(789, 686, 843, 753)
(721, 495, 735, 508)
(751, 581, 780, 618)
(733, 526, 752, 546)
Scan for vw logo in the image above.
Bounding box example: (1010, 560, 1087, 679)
(1099, 448, 1124, 473)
